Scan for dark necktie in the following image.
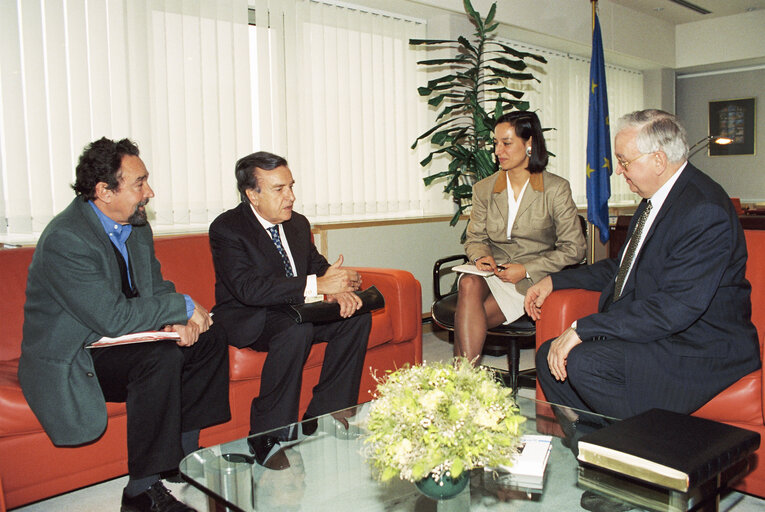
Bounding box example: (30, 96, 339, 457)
(613, 200, 652, 302)
(267, 226, 294, 277)
(109, 242, 139, 298)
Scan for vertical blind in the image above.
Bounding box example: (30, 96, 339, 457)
(0, 0, 251, 244)
(1, 0, 645, 244)
(249, 0, 431, 222)
(501, 38, 644, 206)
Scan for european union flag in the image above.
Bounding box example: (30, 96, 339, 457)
(586, 13, 611, 244)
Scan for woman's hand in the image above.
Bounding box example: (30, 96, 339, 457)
(495, 263, 526, 283)
(475, 255, 498, 272)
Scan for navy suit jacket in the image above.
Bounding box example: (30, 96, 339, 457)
(209, 202, 330, 348)
(551, 163, 760, 412)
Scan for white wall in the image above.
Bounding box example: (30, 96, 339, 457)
(676, 68, 765, 203)
(318, 219, 466, 314)
(676, 11, 765, 70)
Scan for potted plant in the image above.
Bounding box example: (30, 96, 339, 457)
(364, 359, 525, 499)
(410, 0, 546, 240)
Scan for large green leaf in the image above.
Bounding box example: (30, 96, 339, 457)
(463, 0, 482, 32)
(409, 38, 457, 46)
(457, 36, 477, 55)
(416, 56, 471, 66)
(493, 41, 548, 64)
(486, 56, 528, 71)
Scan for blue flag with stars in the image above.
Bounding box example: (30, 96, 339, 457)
(586, 13, 611, 244)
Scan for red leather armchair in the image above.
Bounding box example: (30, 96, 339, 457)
(535, 229, 765, 497)
(0, 234, 422, 509)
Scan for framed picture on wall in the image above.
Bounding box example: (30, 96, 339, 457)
(708, 98, 756, 156)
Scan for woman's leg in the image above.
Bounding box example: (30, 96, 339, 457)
(454, 275, 507, 363)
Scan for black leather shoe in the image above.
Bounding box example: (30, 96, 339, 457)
(121, 481, 195, 512)
(160, 469, 184, 484)
(301, 417, 319, 437)
(247, 434, 291, 470)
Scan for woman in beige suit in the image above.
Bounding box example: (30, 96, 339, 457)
(455, 111, 585, 363)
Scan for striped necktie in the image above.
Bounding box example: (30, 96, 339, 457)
(267, 226, 294, 277)
(613, 200, 652, 302)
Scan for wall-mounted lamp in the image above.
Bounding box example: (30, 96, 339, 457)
(688, 135, 733, 159)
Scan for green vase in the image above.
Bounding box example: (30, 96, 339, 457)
(415, 471, 469, 500)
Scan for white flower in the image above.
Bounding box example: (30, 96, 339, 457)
(420, 389, 445, 411)
(474, 409, 501, 428)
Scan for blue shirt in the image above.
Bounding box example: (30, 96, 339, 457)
(88, 201, 194, 319)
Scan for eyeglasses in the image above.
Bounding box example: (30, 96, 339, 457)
(616, 152, 654, 170)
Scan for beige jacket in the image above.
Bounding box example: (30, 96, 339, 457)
(464, 170, 586, 295)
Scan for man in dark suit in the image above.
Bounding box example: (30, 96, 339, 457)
(19, 137, 230, 512)
(525, 110, 760, 437)
(209, 151, 371, 468)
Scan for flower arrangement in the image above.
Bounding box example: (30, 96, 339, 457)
(364, 359, 525, 484)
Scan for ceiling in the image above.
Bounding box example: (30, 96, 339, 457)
(610, 0, 765, 25)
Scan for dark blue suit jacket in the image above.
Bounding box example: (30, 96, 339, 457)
(551, 164, 760, 412)
(209, 202, 330, 348)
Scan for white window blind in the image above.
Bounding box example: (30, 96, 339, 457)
(500, 38, 644, 207)
(0, 0, 251, 244)
(249, 0, 432, 222)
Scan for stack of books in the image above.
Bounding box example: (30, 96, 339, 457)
(487, 434, 553, 492)
(576, 409, 760, 511)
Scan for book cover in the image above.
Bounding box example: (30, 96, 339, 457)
(577, 408, 760, 492)
(87, 330, 181, 348)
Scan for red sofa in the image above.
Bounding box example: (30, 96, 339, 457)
(535, 228, 765, 497)
(0, 233, 422, 510)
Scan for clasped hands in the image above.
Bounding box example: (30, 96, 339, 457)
(475, 256, 526, 284)
(163, 298, 213, 347)
(523, 276, 582, 382)
(317, 254, 363, 318)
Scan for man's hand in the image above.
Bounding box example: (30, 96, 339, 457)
(524, 276, 553, 321)
(496, 263, 526, 284)
(546, 327, 582, 382)
(317, 255, 362, 295)
(325, 291, 362, 318)
(164, 322, 200, 347)
(475, 255, 498, 272)
(189, 299, 213, 333)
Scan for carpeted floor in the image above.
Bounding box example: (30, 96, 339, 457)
(11, 322, 765, 511)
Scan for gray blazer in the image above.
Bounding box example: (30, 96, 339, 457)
(464, 170, 585, 295)
(18, 198, 188, 445)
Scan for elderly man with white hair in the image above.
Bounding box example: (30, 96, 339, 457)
(525, 109, 760, 445)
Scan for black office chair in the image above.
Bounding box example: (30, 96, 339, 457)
(430, 215, 587, 395)
(431, 255, 536, 394)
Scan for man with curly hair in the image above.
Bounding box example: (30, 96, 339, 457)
(19, 137, 230, 512)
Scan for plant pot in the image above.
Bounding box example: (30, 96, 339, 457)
(415, 471, 469, 500)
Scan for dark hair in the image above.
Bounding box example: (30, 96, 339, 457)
(72, 137, 140, 200)
(235, 151, 289, 202)
(495, 111, 548, 173)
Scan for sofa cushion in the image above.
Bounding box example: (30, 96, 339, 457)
(0, 359, 127, 437)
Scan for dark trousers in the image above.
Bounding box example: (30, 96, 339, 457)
(92, 324, 230, 478)
(536, 337, 629, 425)
(248, 309, 371, 436)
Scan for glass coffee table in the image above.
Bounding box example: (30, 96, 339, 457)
(179, 395, 643, 511)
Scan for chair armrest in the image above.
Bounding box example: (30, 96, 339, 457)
(432, 254, 468, 300)
(535, 289, 600, 349)
(350, 267, 421, 344)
